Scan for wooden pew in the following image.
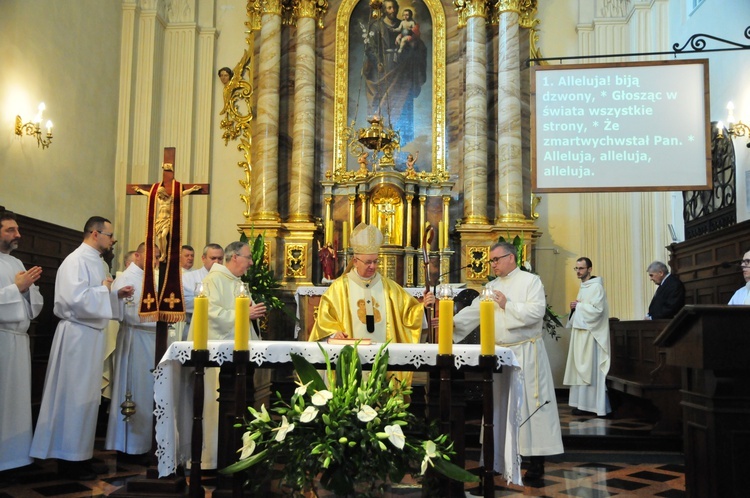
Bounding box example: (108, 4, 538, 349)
(607, 318, 681, 434)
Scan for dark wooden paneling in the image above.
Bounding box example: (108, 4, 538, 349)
(669, 219, 750, 305)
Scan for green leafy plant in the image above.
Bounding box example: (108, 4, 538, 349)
(221, 342, 478, 497)
(492, 235, 563, 341)
(239, 229, 284, 312)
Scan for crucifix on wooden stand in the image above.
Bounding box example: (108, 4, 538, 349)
(113, 147, 209, 497)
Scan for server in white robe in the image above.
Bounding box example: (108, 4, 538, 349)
(564, 258, 611, 416)
(187, 241, 266, 469)
(105, 242, 159, 455)
(179, 243, 224, 340)
(30, 217, 134, 478)
(0, 212, 43, 473)
(728, 250, 750, 305)
(453, 241, 563, 482)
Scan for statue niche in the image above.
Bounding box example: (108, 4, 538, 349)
(370, 184, 404, 247)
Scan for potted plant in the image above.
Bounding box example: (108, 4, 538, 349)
(221, 342, 479, 497)
(239, 229, 284, 313)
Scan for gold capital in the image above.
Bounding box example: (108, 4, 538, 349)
(454, 0, 491, 28)
(290, 0, 328, 28)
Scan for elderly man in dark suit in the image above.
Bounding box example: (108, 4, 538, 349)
(646, 261, 685, 319)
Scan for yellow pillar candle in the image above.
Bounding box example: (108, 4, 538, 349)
(234, 296, 250, 350)
(438, 298, 453, 355)
(479, 299, 495, 356)
(342, 221, 349, 249)
(438, 221, 445, 250)
(193, 295, 209, 350)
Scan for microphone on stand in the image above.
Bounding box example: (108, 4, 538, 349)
(435, 263, 472, 284)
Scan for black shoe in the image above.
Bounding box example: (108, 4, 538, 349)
(571, 407, 594, 416)
(523, 456, 545, 482)
(0, 469, 19, 488)
(87, 460, 109, 475)
(58, 460, 97, 481)
(117, 451, 151, 466)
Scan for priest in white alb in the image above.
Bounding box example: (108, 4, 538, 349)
(105, 242, 160, 458)
(0, 212, 43, 475)
(187, 240, 266, 469)
(452, 241, 563, 483)
(563, 257, 611, 417)
(30, 216, 134, 480)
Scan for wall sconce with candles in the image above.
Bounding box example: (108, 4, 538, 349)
(717, 101, 750, 148)
(14, 102, 53, 149)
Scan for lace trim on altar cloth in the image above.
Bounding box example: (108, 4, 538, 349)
(153, 340, 521, 479)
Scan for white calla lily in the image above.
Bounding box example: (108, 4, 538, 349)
(384, 424, 405, 449)
(273, 415, 295, 442)
(311, 389, 333, 406)
(421, 440, 437, 474)
(294, 379, 313, 397)
(238, 431, 256, 460)
(300, 405, 319, 423)
(357, 404, 377, 422)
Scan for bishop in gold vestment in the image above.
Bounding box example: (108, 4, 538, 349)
(309, 224, 434, 370)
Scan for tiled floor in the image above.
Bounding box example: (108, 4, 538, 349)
(0, 406, 685, 497)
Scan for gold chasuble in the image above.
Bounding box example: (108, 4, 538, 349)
(309, 269, 426, 384)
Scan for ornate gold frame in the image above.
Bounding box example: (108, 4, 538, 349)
(333, 0, 447, 177)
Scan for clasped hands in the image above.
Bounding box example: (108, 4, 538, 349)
(15, 266, 42, 293)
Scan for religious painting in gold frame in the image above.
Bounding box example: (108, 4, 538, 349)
(333, 0, 446, 176)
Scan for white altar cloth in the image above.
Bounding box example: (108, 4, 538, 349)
(153, 340, 523, 483)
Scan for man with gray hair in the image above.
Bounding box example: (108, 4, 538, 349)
(187, 240, 266, 469)
(452, 241, 563, 482)
(646, 261, 685, 319)
(180, 243, 225, 339)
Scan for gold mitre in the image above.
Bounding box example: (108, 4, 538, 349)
(350, 223, 383, 254)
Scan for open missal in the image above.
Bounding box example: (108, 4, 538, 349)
(327, 337, 373, 346)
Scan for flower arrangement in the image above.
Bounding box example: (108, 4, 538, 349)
(493, 235, 564, 340)
(221, 342, 478, 496)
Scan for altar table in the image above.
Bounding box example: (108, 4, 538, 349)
(153, 340, 523, 484)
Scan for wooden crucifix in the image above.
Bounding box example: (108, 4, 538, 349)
(126, 147, 210, 355)
(120, 147, 209, 491)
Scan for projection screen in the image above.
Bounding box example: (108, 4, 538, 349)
(531, 59, 712, 193)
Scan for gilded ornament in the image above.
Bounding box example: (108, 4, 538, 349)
(467, 246, 490, 279)
(285, 243, 308, 278)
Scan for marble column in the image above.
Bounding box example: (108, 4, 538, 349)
(127, 4, 164, 249)
(288, 2, 317, 223)
(462, 7, 490, 224)
(252, 4, 282, 221)
(115, 1, 137, 260)
(496, 10, 524, 222)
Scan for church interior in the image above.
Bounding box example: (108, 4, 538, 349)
(2, 0, 750, 496)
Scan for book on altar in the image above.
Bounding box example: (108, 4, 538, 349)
(327, 337, 373, 346)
